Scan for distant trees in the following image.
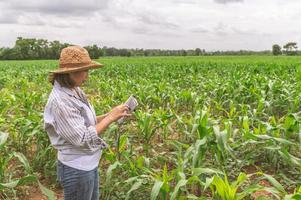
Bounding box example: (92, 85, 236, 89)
(195, 48, 201, 56)
(0, 47, 19, 60)
(0, 38, 209, 60)
(272, 42, 299, 56)
(84, 44, 102, 59)
(272, 44, 282, 56)
(2, 37, 300, 60)
(283, 42, 298, 55)
(0, 37, 70, 60)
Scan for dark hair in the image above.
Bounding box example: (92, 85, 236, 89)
(48, 73, 76, 88)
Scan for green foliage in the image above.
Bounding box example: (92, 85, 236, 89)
(283, 42, 298, 56)
(0, 132, 54, 199)
(1, 56, 301, 199)
(272, 44, 282, 56)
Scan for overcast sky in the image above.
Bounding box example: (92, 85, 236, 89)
(0, 0, 300, 51)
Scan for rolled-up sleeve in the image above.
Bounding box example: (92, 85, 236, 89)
(53, 101, 107, 152)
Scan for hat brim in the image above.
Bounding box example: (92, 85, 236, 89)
(50, 61, 104, 74)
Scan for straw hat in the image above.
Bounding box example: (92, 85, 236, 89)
(50, 46, 104, 74)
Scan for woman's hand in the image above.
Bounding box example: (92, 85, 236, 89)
(107, 104, 131, 122)
(95, 104, 131, 134)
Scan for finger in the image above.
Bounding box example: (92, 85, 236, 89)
(121, 113, 132, 117)
(113, 105, 128, 112)
(121, 105, 129, 112)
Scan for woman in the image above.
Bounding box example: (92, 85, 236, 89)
(43, 46, 129, 200)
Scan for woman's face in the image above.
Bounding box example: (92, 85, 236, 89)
(69, 70, 89, 87)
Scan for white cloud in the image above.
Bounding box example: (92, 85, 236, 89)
(0, 0, 300, 50)
(214, 0, 243, 4)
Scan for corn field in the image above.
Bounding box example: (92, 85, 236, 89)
(1, 56, 301, 199)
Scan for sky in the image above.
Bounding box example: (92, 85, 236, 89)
(0, 0, 300, 51)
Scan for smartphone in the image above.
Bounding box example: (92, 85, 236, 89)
(125, 95, 138, 112)
(118, 95, 138, 124)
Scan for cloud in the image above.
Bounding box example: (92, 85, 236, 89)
(214, 22, 229, 35)
(191, 27, 210, 33)
(214, 0, 243, 4)
(0, 0, 108, 27)
(131, 26, 180, 38)
(0, 11, 19, 24)
(0, 0, 301, 50)
(4, 0, 109, 16)
(137, 14, 179, 29)
(18, 13, 46, 26)
(170, 0, 198, 5)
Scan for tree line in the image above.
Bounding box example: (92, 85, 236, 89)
(272, 42, 299, 56)
(0, 37, 300, 60)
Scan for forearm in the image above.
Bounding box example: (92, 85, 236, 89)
(96, 113, 109, 123)
(95, 104, 130, 134)
(95, 116, 114, 135)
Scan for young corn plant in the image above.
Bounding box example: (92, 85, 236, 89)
(156, 109, 175, 140)
(150, 164, 174, 200)
(170, 141, 203, 198)
(0, 131, 55, 200)
(135, 111, 162, 156)
(102, 160, 122, 199)
(209, 173, 262, 200)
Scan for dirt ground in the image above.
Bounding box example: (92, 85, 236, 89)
(23, 187, 63, 200)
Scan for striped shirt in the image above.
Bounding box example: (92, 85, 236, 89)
(43, 81, 107, 171)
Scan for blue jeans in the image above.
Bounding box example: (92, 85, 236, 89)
(57, 160, 99, 200)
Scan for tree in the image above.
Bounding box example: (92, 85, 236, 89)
(272, 44, 282, 56)
(36, 39, 49, 59)
(283, 42, 298, 55)
(181, 50, 187, 56)
(144, 50, 149, 56)
(49, 40, 63, 59)
(15, 37, 32, 59)
(119, 48, 130, 57)
(84, 45, 100, 59)
(0, 47, 19, 60)
(105, 47, 117, 56)
(195, 48, 201, 56)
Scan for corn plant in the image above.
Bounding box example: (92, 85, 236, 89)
(1, 56, 301, 198)
(135, 111, 162, 156)
(0, 131, 54, 200)
(208, 173, 261, 200)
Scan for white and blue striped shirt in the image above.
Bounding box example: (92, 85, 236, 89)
(44, 81, 107, 171)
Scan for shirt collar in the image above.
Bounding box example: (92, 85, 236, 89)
(54, 81, 78, 98)
(54, 81, 89, 104)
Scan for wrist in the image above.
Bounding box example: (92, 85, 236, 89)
(105, 115, 115, 123)
(95, 115, 114, 134)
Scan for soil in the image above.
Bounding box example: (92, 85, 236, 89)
(241, 165, 278, 200)
(21, 186, 63, 200)
(251, 180, 275, 200)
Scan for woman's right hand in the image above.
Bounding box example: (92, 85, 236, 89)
(107, 104, 130, 122)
